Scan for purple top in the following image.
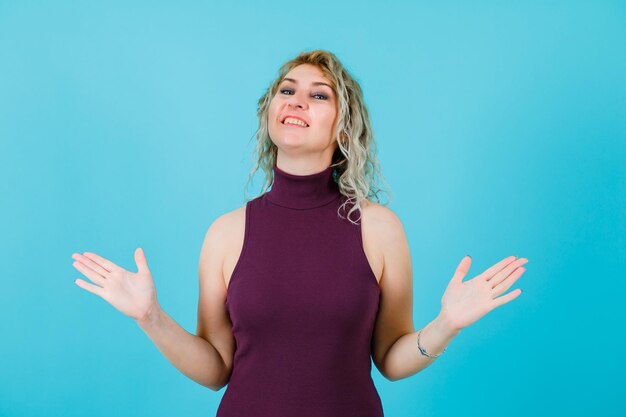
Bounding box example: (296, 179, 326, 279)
(217, 164, 384, 417)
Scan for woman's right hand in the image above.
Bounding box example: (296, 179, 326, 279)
(72, 247, 159, 322)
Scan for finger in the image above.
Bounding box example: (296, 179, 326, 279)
(134, 247, 150, 274)
(480, 255, 517, 280)
(82, 252, 121, 273)
(451, 255, 472, 284)
(74, 278, 104, 297)
(72, 253, 111, 278)
(489, 258, 528, 287)
(493, 267, 526, 296)
(72, 260, 106, 286)
(492, 287, 522, 308)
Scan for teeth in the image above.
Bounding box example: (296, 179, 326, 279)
(283, 117, 308, 127)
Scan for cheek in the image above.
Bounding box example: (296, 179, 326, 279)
(267, 105, 281, 128)
(320, 108, 337, 130)
(268, 94, 281, 112)
(268, 101, 277, 118)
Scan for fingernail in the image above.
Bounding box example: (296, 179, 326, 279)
(466, 254, 471, 259)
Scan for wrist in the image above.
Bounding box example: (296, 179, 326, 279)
(136, 303, 163, 330)
(434, 309, 462, 338)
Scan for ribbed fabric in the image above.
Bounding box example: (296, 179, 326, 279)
(217, 164, 383, 417)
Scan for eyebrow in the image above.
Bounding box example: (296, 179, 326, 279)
(281, 77, 334, 91)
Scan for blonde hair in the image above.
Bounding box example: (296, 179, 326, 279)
(243, 49, 392, 225)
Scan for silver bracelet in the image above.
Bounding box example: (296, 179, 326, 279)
(416, 328, 446, 358)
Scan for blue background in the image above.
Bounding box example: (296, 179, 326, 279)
(1, 1, 624, 416)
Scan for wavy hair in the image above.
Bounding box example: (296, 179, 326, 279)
(243, 49, 392, 225)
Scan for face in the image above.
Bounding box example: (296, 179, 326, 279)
(267, 64, 338, 156)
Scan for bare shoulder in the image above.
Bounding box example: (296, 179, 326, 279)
(197, 205, 245, 387)
(214, 205, 245, 237)
(360, 198, 403, 230)
(209, 204, 247, 290)
(359, 198, 404, 285)
(199, 204, 246, 285)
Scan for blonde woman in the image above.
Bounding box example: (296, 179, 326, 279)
(72, 50, 528, 416)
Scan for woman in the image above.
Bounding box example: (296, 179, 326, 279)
(71, 50, 528, 416)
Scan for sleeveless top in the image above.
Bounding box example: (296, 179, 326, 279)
(217, 164, 384, 417)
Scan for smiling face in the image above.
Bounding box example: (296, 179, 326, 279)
(268, 64, 339, 162)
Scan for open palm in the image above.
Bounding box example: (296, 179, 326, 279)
(72, 247, 158, 321)
(440, 255, 528, 332)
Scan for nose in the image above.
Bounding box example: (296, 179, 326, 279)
(286, 90, 308, 110)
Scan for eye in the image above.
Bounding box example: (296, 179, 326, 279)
(279, 88, 328, 101)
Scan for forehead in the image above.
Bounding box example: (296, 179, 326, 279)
(282, 64, 333, 87)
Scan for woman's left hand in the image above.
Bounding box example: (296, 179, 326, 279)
(439, 255, 528, 332)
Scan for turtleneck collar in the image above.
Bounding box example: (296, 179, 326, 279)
(265, 164, 341, 210)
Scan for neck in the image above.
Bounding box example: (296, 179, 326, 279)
(266, 164, 340, 210)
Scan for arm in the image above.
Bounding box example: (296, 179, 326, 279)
(72, 213, 236, 392)
(137, 212, 238, 391)
(136, 307, 229, 391)
(381, 311, 460, 381)
(362, 204, 460, 381)
(366, 204, 458, 381)
(136, 212, 239, 391)
(364, 204, 528, 381)
(73, 249, 229, 391)
(382, 252, 527, 381)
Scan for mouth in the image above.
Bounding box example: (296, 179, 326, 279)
(281, 116, 309, 128)
(282, 121, 308, 128)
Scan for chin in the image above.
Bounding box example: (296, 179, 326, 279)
(273, 138, 307, 149)
(270, 127, 306, 142)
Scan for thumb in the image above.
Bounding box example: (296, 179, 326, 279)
(452, 255, 472, 284)
(134, 247, 150, 274)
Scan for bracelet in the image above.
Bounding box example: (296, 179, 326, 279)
(416, 328, 446, 358)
